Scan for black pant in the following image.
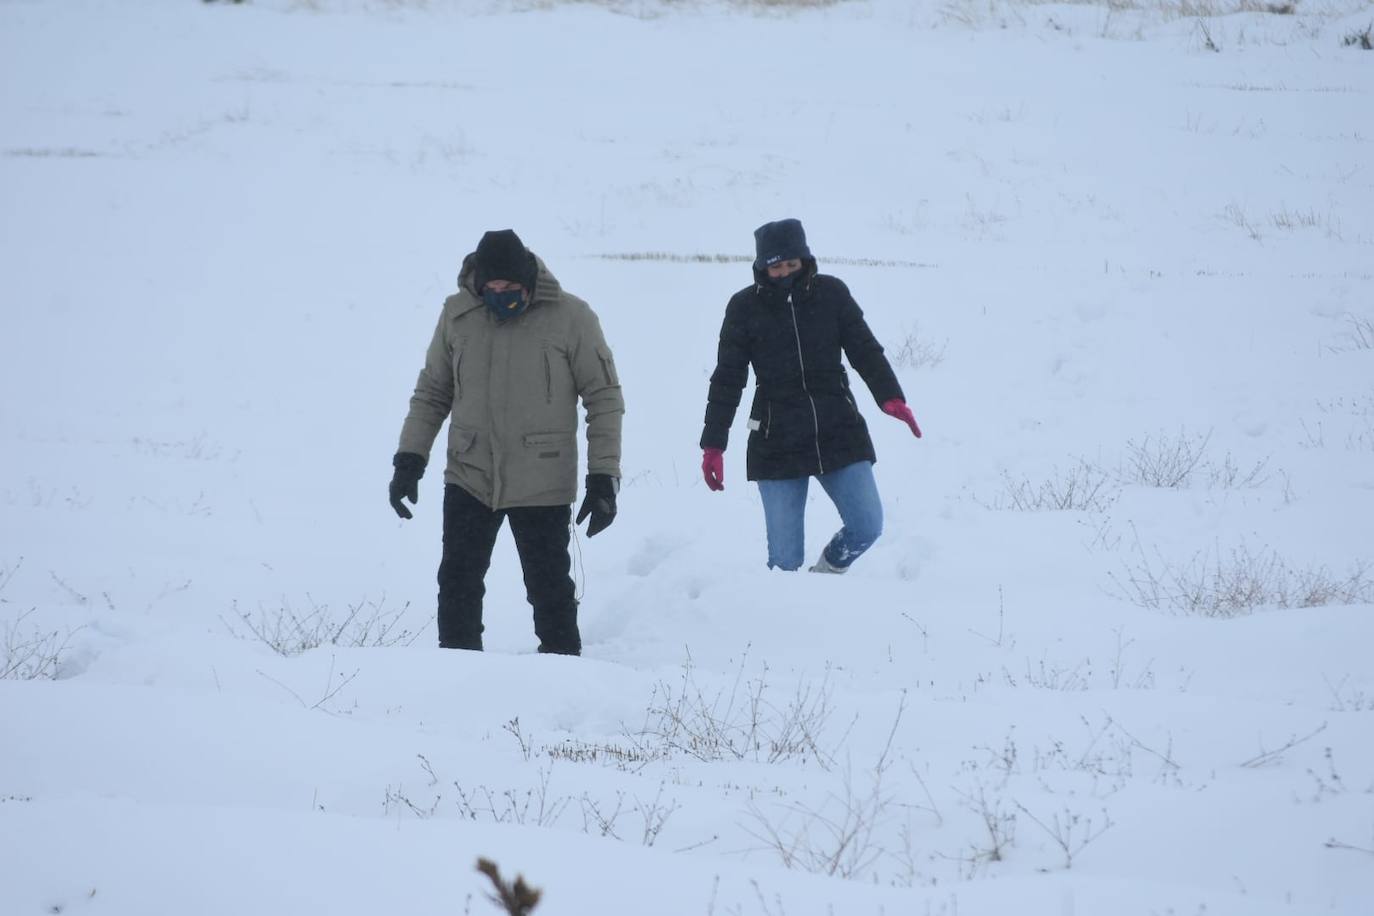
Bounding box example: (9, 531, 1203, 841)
(438, 484, 580, 654)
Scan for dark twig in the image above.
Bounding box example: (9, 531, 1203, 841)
(475, 858, 542, 915)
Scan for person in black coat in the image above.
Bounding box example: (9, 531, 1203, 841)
(699, 218, 922, 573)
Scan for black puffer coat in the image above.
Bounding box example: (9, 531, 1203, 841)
(700, 261, 904, 481)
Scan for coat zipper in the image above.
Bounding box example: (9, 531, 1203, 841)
(787, 292, 824, 474)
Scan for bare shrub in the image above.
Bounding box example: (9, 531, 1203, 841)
(579, 783, 681, 846)
(221, 594, 423, 656)
(384, 757, 679, 846)
(1269, 206, 1339, 238)
(544, 738, 656, 770)
(591, 251, 930, 268)
(1031, 714, 1181, 788)
(987, 433, 1268, 510)
(988, 460, 1115, 511)
(744, 695, 905, 879)
(1220, 203, 1263, 241)
(1009, 0, 1296, 15)
(1118, 430, 1211, 488)
(1014, 655, 1092, 691)
(386, 762, 572, 826)
(1111, 541, 1374, 616)
(1343, 23, 1373, 49)
(1013, 802, 1115, 870)
(0, 556, 21, 595)
(256, 654, 359, 714)
(1336, 313, 1374, 351)
(891, 325, 948, 370)
(2, 608, 75, 681)
(1324, 675, 1374, 712)
(1114, 429, 1270, 490)
(1238, 722, 1327, 769)
(626, 651, 842, 768)
(2, 560, 75, 680)
(1204, 452, 1271, 489)
(454, 768, 574, 828)
(746, 760, 896, 879)
(949, 780, 1017, 878)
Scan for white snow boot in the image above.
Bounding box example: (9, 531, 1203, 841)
(808, 553, 848, 575)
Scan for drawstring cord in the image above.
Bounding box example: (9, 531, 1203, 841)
(570, 521, 586, 602)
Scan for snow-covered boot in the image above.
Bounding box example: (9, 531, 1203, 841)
(808, 553, 848, 575)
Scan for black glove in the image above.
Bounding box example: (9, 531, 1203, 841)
(575, 473, 618, 537)
(389, 452, 426, 520)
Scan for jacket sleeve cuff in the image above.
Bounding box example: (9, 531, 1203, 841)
(393, 452, 428, 476)
(699, 428, 729, 451)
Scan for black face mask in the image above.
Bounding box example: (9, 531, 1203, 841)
(767, 269, 802, 292)
(483, 288, 529, 321)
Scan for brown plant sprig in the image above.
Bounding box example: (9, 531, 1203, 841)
(475, 858, 542, 915)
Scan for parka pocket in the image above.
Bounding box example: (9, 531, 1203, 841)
(449, 427, 477, 455)
(523, 430, 573, 459)
(452, 346, 465, 401)
(844, 390, 860, 421)
(596, 347, 619, 387)
(447, 426, 484, 472)
(748, 401, 773, 439)
(542, 346, 553, 405)
(512, 430, 577, 501)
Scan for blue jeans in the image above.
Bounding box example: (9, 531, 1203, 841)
(756, 460, 883, 571)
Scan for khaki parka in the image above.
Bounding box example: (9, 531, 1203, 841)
(397, 254, 624, 510)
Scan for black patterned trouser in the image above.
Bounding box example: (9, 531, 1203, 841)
(436, 484, 580, 655)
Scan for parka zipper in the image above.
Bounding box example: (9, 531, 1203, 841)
(787, 291, 825, 474)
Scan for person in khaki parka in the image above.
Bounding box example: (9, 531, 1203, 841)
(390, 230, 624, 655)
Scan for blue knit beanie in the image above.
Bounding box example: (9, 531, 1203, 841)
(753, 218, 812, 269)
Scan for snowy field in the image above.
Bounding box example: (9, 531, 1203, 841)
(3, 0, 1374, 913)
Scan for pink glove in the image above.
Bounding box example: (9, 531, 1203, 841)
(702, 448, 725, 491)
(882, 398, 922, 438)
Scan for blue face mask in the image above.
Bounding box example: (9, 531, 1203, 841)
(483, 287, 529, 321)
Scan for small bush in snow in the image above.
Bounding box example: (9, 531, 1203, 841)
(1118, 430, 1211, 488)
(987, 433, 1269, 513)
(1112, 542, 1374, 616)
(384, 756, 680, 847)
(1014, 802, 1115, 870)
(1115, 429, 1270, 490)
(221, 594, 423, 657)
(746, 758, 898, 879)
(2, 608, 74, 681)
(1337, 313, 1374, 351)
(744, 694, 906, 880)
(626, 652, 841, 768)
(1343, 23, 1373, 49)
(891, 325, 948, 370)
(990, 460, 1116, 512)
(1, 559, 74, 681)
